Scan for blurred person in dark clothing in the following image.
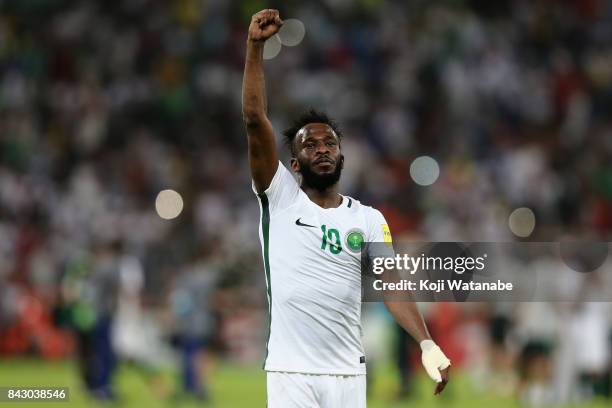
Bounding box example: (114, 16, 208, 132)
(395, 322, 417, 399)
(169, 256, 218, 401)
(59, 241, 120, 401)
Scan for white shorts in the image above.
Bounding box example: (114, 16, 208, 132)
(267, 371, 366, 408)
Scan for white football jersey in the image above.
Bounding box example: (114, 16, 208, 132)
(253, 161, 393, 375)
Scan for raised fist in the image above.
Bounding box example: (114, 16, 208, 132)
(248, 9, 283, 42)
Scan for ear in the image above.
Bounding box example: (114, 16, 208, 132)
(339, 154, 344, 170)
(290, 157, 300, 173)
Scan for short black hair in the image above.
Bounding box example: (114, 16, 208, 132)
(282, 109, 342, 156)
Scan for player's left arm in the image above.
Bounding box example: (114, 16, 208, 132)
(367, 208, 450, 395)
(383, 297, 450, 395)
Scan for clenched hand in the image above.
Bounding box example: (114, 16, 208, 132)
(248, 9, 283, 42)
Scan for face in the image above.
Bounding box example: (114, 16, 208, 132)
(291, 123, 344, 191)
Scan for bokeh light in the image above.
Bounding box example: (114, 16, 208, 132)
(263, 34, 282, 60)
(410, 156, 440, 186)
(278, 19, 306, 47)
(155, 189, 184, 220)
(508, 207, 536, 237)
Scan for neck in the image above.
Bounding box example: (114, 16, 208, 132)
(301, 184, 342, 209)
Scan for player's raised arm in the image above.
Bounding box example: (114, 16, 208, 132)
(242, 9, 283, 193)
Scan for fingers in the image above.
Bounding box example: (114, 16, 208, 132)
(253, 9, 282, 28)
(439, 359, 451, 370)
(421, 341, 451, 386)
(440, 366, 450, 383)
(434, 381, 446, 395)
(434, 367, 450, 395)
(423, 362, 442, 383)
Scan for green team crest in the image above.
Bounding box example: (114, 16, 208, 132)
(345, 229, 365, 253)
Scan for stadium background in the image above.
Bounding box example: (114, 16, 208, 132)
(1, 0, 612, 406)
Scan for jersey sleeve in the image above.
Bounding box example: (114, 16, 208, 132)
(365, 208, 395, 261)
(252, 161, 300, 214)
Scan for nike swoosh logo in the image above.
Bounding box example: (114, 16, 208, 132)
(295, 218, 317, 228)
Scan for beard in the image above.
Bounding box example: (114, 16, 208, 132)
(298, 156, 343, 191)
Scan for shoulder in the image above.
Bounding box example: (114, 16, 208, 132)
(342, 195, 364, 210)
(344, 196, 384, 220)
(343, 198, 393, 244)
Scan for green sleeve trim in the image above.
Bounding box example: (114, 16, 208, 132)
(257, 192, 272, 369)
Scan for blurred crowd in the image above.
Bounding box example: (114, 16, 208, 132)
(1, 0, 612, 405)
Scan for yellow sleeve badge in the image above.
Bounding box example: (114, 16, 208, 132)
(382, 224, 392, 243)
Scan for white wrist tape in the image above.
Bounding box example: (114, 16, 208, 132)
(420, 340, 451, 383)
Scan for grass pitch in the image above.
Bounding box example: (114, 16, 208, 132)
(0, 358, 608, 407)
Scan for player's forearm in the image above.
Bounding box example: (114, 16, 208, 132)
(242, 40, 268, 126)
(384, 299, 431, 343)
(386, 298, 450, 389)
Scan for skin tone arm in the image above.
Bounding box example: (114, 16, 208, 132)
(383, 273, 450, 394)
(242, 9, 283, 193)
(384, 298, 431, 343)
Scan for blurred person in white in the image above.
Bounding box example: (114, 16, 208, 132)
(513, 302, 559, 407)
(523, 251, 612, 406)
(112, 250, 172, 399)
(555, 263, 611, 403)
(484, 306, 517, 398)
(243, 9, 450, 407)
(569, 302, 610, 400)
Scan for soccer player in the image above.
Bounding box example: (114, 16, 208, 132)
(242, 9, 451, 407)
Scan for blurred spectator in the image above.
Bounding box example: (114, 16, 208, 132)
(169, 252, 219, 401)
(58, 240, 120, 401)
